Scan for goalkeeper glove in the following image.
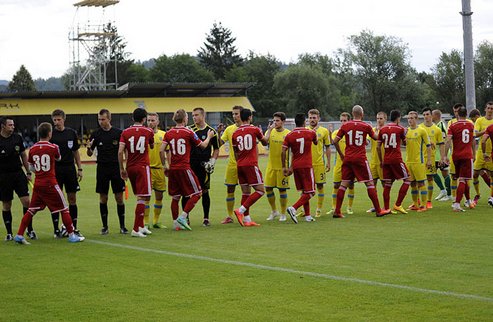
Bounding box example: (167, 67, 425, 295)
(204, 158, 216, 174)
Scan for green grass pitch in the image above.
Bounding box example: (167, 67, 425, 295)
(1, 157, 492, 321)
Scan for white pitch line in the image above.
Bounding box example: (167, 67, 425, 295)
(88, 239, 493, 304)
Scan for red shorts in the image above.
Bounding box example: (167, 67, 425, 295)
(341, 160, 373, 182)
(127, 165, 152, 196)
(293, 168, 315, 193)
(168, 168, 202, 197)
(383, 162, 409, 181)
(28, 184, 68, 214)
(237, 166, 264, 186)
(453, 158, 473, 180)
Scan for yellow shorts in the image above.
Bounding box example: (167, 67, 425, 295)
(151, 168, 166, 192)
(370, 162, 383, 180)
(407, 163, 426, 182)
(426, 162, 437, 176)
(264, 168, 290, 189)
(224, 163, 238, 186)
(332, 161, 342, 183)
(449, 160, 455, 175)
(473, 154, 493, 172)
(313, 164, 326, 184)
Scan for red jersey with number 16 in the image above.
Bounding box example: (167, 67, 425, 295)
(232, 124, 264, 167)
(282, 128, 317, 169)
(447, 120, 474, 160)
(164, 126, 202, 170)
(120, 125, 154, 167)
(336, 120, 375, 162)
(377, 123, 407, 164)
(28, 141, 61, 186)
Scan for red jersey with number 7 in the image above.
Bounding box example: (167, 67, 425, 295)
(282, 127, 317, 169)
(232, 124, 264, 167)
(447, 120, 474, 160)
(119, 125, 154, 167)
(28, 141, 61, 186)
(377, 123, 407, 164)
(336, 120, 375, 162)
(164, 126, 202, 170)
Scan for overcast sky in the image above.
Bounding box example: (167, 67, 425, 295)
(1, 0, 492, 80)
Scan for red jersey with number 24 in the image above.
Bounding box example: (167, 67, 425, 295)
(282, 127, 317, 169)
(232, 124, 264, 167)
(336, 120, 375, 162)
(164, 126, 202, 170)
(377, 123, 407, 164)
(120, 125, 154, 167)
(447, 120, 474, 160)
(28, 141, 61, 186)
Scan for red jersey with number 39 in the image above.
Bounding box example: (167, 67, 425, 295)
(377, 123, 407, 164)
(164, 127, 202, 170)
(120, 125, 154, 167)
(336, 120, 375, 162)
(232, 125, 264, 167)
(447, 120, 474, 160)
(28, 141, 61, 186)
(282, 128, 317, 169)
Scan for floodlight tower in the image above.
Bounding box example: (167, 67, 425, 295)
(460, 0, 476, 111)
(69, 0, 120, 91)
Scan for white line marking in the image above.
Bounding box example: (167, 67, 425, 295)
(87, 239, 493, 303)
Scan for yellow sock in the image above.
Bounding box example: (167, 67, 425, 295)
(226, 192, 235, 217)
(153, 200, 163, 224)
(144, 200, 150, 225)
(347, 187, 354, 208)
(427, 180, 434, 202)
(266, 189, 277, 212)
(451, 178, 457, 198)
(420, 184, 427, 205)
(411, 187, 418, 205)
(317, 186, 325, 210)
(280, 190, 288, 214)
(332, 187, 338, 209)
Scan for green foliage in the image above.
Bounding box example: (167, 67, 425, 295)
(8, 65, 36, 92)
(475, 41, 493, 106)
(102, 23, 133, 87)
(34, 77, 64, 91)
(149, 54, 215, 83)
(431, 50, 465, 110)
(125, 62, 150, 83)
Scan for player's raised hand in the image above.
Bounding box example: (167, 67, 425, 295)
(207, 129, 214, 138)
(120, 169, 128, 180)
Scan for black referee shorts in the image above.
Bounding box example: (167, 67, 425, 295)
(96, 163, 125, 194)
(0, 170, 29, 202)
(55, 164, 80, 193)
(191, 161, 210, 190)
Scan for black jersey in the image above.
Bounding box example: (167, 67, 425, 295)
(0, 133, 25, 173)
(189, 123, 220, 163)
(50, 127, 80, 165)
(89, 127, 122, 164)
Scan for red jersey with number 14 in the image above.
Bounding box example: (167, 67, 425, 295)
(336, 120, 375, 162)
(28, 141, 61, 186)
(282, 127, 317, 169)
(232, 124, 264, 167)
(164, 126, 202, 170)
(120, 125, 154, 167)
(377, 123, 407, 164)
(447, 120, 474, 160)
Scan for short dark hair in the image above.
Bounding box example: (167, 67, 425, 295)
(232, 105, 244, 112)
(453, 103, 464, 110)
(273, 112, 286, 121)
(422, 107, 432, 114)
(51, 109, 66, 119)
(295, 113, 306, 127)
(132, 108, 147, 122)
(38, 122, 52, 139)
(486, 101, 493, 106)
(0, 117, 12, 127)
(240, 108, 252, 122)
(390, 110, 401, 122)
(173, 109, 187, 123)
(99, 108, 111, 119)
(193, 107, 205, 115)
(469, 108, 481, 119)
(457, 106, 468, 118)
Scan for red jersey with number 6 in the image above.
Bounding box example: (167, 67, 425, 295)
(164, 126, 202, 170)
(232, 124, 264, 167)
(447, 120, 474, 160)
(28, 141, 61, 186)
(282, 127, 317, 169)
(377, 123, 407, 164)
(120, 125, 154, 168)
(336, 120, 375, 162)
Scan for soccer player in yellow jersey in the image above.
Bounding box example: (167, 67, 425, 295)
(446, 104, 463, 199)
(419, 107, 445, 209)
(265, 112, 291, 222)
(326, 112, 355, 215)
(146, 112, 167, 229)
(406, 111, 432, 212)
(218, 106, 243, 224)
(367, 112, 386, 212)
(432, 109, 452, 201)
(306, 109, 331, 217)
(473, 101, 493, 204)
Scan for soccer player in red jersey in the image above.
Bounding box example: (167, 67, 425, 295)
(333, 105, 386, 217)
(13, 123, 85, 245)
(232, 109, 271, 227)
(445, 105, 475, 212)
(377, 110, 411, 214)
(160, 109, 214, 231)
(118, 108, 155, 237)
(282, 113, 318, 223)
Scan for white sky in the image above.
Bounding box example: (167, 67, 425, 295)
(1, 0, 492, 80)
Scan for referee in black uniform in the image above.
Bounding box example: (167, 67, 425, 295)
(182, 107, 220, 226)
(87, 109, 128, 235)
(50, 109, 83, 237)
(0, 117, 34, 241)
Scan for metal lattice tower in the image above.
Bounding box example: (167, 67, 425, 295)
(69, 0, 119, 91)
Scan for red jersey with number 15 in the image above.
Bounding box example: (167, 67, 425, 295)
(28, 141, 61, 186)
(377, 123, 407, 164)
(336, 120, 375, 162)
(232, 124, 264, 167)
(164, 126, 202, 170)
(447, 120, 474, 160)
(282, 127, 317, 169)
(119, 125, 154, 167)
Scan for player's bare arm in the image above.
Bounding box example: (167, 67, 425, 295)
(118, 142, 128, 180)
(86, 139, 94, 157)
(198, 129, 215, 149)
(20, 150, 32, 182)
(74, 150, 83, 181)
(481, 134, 490, 161)
(332, 136, 344, 161)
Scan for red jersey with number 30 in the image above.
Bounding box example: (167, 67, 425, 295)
(336, 120, 375, 162)
(447, 120, 474, 160)
(164, 126, 202, 170)
(120, 125, 154, 167)
(377, 123, 407, 164)
(282, 128, 317, 169)
(232, 124, 264, 167)
(28, 141, 61, 186)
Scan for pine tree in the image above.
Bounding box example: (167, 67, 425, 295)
(8, 65, 36, 92)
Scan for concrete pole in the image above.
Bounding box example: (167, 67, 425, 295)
(460, 0, 476, 112)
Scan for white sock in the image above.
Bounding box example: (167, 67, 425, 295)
(243, 215, 251, 223)
(239, 206, 247, 214)
(179, 212, 188, 219)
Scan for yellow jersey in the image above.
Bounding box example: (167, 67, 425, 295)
(406, 126, 430, 164)
(419, 123, 444, 162)
(221, 124, 238, 166)
(307, 125, 330, 166)
(266, 128, 290, 170)
(370, 127, 384, 166)
(474, 116, 493, 155)
(149, 129, 166, 168)
(332, 129, 346, 166)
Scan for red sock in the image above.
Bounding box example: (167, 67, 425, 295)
(171, 198, 179, 220)
(243, 191, 264, 209)
(464, 181, 470, 200)
(60, 210, 74, 234)
(293, 193, 311, 210)
(184, 194, 201, 214)
(456, 181, 466, 203)
(335, 186, 347, 214)
(302, 200, 310, 216)
(367, 185, 381, 213)
(241, 193, 250, 216)
(383, 182, 392, 209)
(134, 201, 145, 232)
(481, 172, 491, 186)
(16, 212, 33, 236)
(396, 181, 411, 206)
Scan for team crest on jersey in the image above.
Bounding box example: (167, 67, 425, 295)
(68, 140, 73, 148)
(112, 140, 118, 145)
(15, 145, 20, 152)
(201, 135, 206, 140)
(414, 133, 417, 137)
